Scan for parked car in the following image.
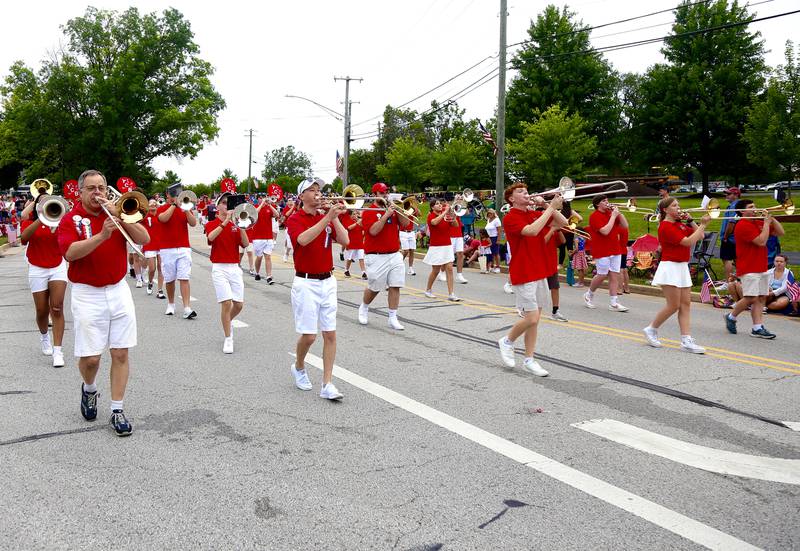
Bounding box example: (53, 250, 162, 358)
(765, 181, 800, 191)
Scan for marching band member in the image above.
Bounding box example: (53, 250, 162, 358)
(157, 185, 197, 319)
(281, 198, 297, 262)
(57, 169, 150, 436)
(724, 199, 785, 339)
(357, 183, 412, 330)
(141, 199, 164, 297)
(497, 183, 566, 376)
(584, 194, 629, 312)
(286, 179, 349, 400)
(251, 196, 281, 284)
(451, 213, 468, 284)
(341, 210, 367, 279)
(399, 201, 420, 275)
(423, 199, 460, 301)
(20, 200, 68, 367)
(206, 193, 249, 354)
(643, 198, 710, 352)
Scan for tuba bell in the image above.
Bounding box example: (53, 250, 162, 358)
(232, 203, 258, 229)
(37, 195, 70, 228)
(30, 178, 54, 199)
(176, 190, 197, 211)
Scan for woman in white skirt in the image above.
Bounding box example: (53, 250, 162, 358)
(643, 197, 710, 353)
(423, 199, 460, 301)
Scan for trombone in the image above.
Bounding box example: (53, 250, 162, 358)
(564, 215, 590, 239)
(176, 190, 197, 211)
(232, 203, 258, 229)
(100, 186, 149, 257)
(684, 198, 795, 219)
(536, 177, 628, 202)
(36, 195, 70, 228)
(30, 178, 54, 199)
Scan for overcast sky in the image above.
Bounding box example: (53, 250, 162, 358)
(1, 0, 797, 188)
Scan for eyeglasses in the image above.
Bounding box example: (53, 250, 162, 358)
(83, 185, 107, 193)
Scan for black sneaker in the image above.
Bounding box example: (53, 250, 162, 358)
(361, 273, 368, 280)
(724, 314, 737, 334)
(109, 409, 132, 437)
(81, 384, 98, 421)
(339, 252, 345, 261)
(129, 268, 135, 278)
(156, 290, 166, 299)
(266, 276, 274, 285)
(344, 270, 351, 278)
(254, 274, 261, 281)
(750, 327, 776, 339)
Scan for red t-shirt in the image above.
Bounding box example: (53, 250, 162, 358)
(57, 202, 127, 286)
(617, 226, 629, 256)
(503, 208, 549, 285)
(427, 212, 452, 246)
(658, 221, 693, 262)
(362, 204, 400, 253)
(340, 214, 364, 250)
(735, 219, 771, 276)
(141, 213, 161, 252)
(206, 219, 242, 264)
(449, 215, 463, 238)
(250, 206, 274, 240)
(588, 210, 618, 259)
(21, 220, 62, 268)
(157, 204, 190, 248)
(286, 210, 334, 274)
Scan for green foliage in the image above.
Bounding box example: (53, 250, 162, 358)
(347, 148, 378, 186)
(261, 145, 312, 181)
(0, 6, 224, 186)
(744, 41, 800, 181)
(632, 0, 765, 191)
(185, 183, 213, 197)
(429, 139, 486, 189)
(376, 137, 431, 191)
(329, 176, 343, 194)
(507, 105, 597, 189)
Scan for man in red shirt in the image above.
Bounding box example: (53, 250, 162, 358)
(57, 169, 150, 437)
(251, 196, 281, 284)
(358, 183, 414, 330)
(206, 193, 250, 353)
(141, 199, 164, 297)
(286, 179, 349, 401)
(725, 200, 785, 338)
(497, 182, 567, 376)
(157, 184, 197, 319)
(585, 194, 629, 312)
(341, 210, 367, 279)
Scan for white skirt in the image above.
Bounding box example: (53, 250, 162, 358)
(652, 261, 692, 288)
(423, 245, 455, 266)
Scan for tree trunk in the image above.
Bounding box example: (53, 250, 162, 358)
(701, 170, 710, 196)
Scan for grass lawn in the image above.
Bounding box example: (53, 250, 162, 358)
(0, 236, 7, 246)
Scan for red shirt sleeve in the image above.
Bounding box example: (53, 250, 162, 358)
(57, 210, 80, 257)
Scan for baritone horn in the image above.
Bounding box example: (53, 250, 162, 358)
(37, 195, 70, 228)
(233, 203, 258, 229)
(176, 190, 197, 211)
(30, 178, 54, 199)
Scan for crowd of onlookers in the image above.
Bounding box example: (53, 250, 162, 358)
(1, 193, 26, 243)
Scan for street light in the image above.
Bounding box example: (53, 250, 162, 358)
(284, 95, 343, 121)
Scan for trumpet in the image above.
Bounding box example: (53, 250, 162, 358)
(176, 189, 197, 211)
(30, 178, 54, 199)
(232, 203, 258, 229)
(36, 195, 71, 228)
(99, 187, 148, 257)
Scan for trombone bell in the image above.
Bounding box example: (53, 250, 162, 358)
(37, 196, 70, 228)
(118, 191, 149, 223)
(30, 178, 54, 199)
(177, 190, 197, 211)
(233, 203, 258, 229)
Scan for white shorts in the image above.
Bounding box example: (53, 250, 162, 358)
(70, 279, 137, 357)
(513, 279, 549, 312)
(284, 232, 293, 250)
(160, 247, 192, 282)
(144, 250, 158, 259)
(272, 219, 279, 235)
(651, 261, 692, 288)
(253, 239, 274, 257)
(244, 243, 254, 253)
(595, 254, 622, 275)
(423, 245, 455, 266)
(28, 260, 68, 293)
(212, 263, 244, 303)
(365, 252, 405, 291)
(345, 248, 365, 261)
(741, 272, 769, 297)
(399, 231, 416, 251)
(127, 243, 136, 255)
(451, 236, 464, 253)
(291, 275, 337, 334)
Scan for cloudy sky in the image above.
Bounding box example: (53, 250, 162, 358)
(1, 1, 797, 188)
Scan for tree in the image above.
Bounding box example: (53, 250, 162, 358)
(507, 105, 597, 188)
(633, 0, 765, 192)
(429, 139, 485, 189)
(505, 5, 620, 165)
(347, 148, 378, 186)
(376, 137, 431, 191)
(0, 7, 225, 186)
(261, 145, 312, 181)
(744, 41, 800, 183)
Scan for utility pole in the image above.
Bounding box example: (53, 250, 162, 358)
(495, 0, 507, 210)
(334, 76, 362, 186)
(245, 128, 255, 194)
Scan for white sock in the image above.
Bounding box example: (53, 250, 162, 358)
(503, 336, 513, 346)
(388, 309, 398, 319)
(110, 400, 123, 412)
(184, 306, 192, 313)
(523, 356, 534, 364)
(728, 313, 737, 320)
(610, 295, 618, 306)
(53, 346, 62, 354)
(681, 335, 690, 341)
(359, 303, 368, 311)
(168, 302, 175, 309)
(83, 382, 97, 393)
(586, 290, 594, 298)
(752, 324, 763, 331)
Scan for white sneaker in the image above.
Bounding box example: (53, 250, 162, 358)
(456, 273, 468, 284)
(320, 382, 343, 400)
(222, 337, 233, 354)
(503, 282, 514, 294)
(249, 269, 256, 276)
(583, 292, 596, 309)
(407, 267, 416, 275)
(52, 349, 64, 368)
(358, 304, 369, 325)
(498, 337, 516, 368)
(643, 327, 662, 347)
(182, 307, 197, 319)
(165, 304, 175, 316)
(522, 358, 549, 377)
(388, 317, 405, 330)
(448, 294, 461, 302)
(492, 267, 501, 273)
(609, 303, 629, 312)
(291, 364, 312, 391)
(549, 311, 568, 322)
(424, 290, 435, 298)
(437, 272, 447, 282)
(282, 255, 288, 262)
(135, 279, 143, 288)
(146, 283, 153, 295)
(40, 333, 53, 356)
(681, 336, 705, 354)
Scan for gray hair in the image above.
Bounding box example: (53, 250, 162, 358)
(78, 169, 107, 189)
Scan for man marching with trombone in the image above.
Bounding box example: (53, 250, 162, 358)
(57, 169, 150, 436)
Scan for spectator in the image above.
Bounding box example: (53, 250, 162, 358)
(460, 205, 477, 237)
(766, 234, 781, 268)
(765, 254, 797, 315)
(484, 208, 503, 272)
(718, 187, 741, 280)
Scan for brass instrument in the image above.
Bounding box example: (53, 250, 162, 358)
(30, 178, 54, 199)
(684, 198, 795, 219)
(536, 177, 627, 202)
(36, 195, 70, 228)
(99, 187, 148, 257)
(232, 203, 258, 229)
(176, 190, 197, 211)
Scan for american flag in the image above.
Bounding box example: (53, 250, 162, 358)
(478, 121, 498, 156)
(787, 277, 800, 302)
(700, 272, 713, 303)
(336, 150, 343, 175)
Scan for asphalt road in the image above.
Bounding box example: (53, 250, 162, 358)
(1, 227, 798, 550)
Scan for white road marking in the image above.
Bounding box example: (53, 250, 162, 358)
(298, 352, 759, 551)
(231, 320, 249, 328)
(572, 419, 800, 485)
(782, 421, 800, 432)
